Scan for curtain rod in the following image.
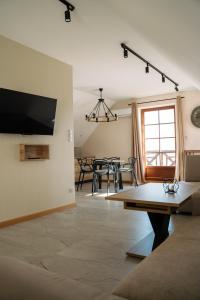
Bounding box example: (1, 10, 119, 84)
(128, 97, 184, 106)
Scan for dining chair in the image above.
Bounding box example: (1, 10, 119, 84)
(118, 157, 138, 186)
(103, 156, 120, 161)
(92, 159, 116, 195)
(76, 158, 93, 191)
(103, 157, 122, 191)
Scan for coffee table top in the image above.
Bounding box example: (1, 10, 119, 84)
(106, 182, 199, 208)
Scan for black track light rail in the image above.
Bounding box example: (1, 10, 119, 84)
(121, 43, 179, 89)
(58, 0, 75, 11)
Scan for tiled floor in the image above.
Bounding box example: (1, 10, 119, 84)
(0, 183, 193, 294)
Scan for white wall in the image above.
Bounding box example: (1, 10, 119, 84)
(181, 90, 200, 149)
(82, 116, 132, 160)
(82, 90, 200, 163)
(0, 35, 74, 222)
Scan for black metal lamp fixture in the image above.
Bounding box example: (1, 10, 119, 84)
(121, 43, 179, 92)
(58, 0, 75, 22)
(85, 88, 118, 122)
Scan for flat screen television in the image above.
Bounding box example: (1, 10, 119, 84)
(0, 88, 57, 135)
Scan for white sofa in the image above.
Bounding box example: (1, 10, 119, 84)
(113, 217, 200, 300)
(178, 155, 200, 215)
(0, 256, 122, 300)
(1, 215, 200, 300)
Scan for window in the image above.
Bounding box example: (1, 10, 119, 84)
(142, 106, 176, 168)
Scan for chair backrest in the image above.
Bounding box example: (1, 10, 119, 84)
(77, 158, 93, 172)
(128, 157, 137, 169)
(93, 159, 109, 172)
(103, 157, 120, 161)
(185, 155, 200, 182)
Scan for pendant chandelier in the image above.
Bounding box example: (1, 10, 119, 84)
(85, 88, 118, 122)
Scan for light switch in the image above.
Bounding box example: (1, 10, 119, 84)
(67, 129, 73, 142)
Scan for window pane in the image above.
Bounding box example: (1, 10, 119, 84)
(145, 139, 159, 151)
(159, 109, 174, 123)
(160, 124, 175, 138)
(145, 125, 159, 138)
(144, 111, 158, 125)
(160, 138, 175, 151)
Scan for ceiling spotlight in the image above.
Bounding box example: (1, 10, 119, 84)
(145, 63, 149, 73)
(65, 7, 71, 22)
(124, 48, 128, 58)
(175, 85, 179, 92)
(162, 74, 165, 83)
(58, 0, 75, 23)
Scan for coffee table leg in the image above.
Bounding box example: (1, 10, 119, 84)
(127, 212, 170, 259)
(147, 212, 170, 250)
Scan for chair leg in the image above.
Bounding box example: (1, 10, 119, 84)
(81, 172, 85, 190)
(114, 173, 118, 193)
(118, 172, 123, 190)
(94, 174, 98, 193)
(92, 173, 95, 195)
(133, 171, 138, 186)
(76, 171, 82, 191)
(107, 173, 110, 195)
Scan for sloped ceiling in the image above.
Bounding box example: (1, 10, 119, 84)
(0, 0, 199, 146)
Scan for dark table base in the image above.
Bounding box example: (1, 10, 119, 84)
(127, 212, 170, 259)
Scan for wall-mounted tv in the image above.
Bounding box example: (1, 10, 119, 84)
(0, 88, 57, 135)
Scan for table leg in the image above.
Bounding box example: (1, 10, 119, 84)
(148, 212, 170, 250)
(127, 212, 170, 259)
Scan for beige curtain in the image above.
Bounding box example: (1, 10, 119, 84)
(132, 102, 145, 184)
(175, 96, 185, 180)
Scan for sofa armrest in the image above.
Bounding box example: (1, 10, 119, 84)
(113, 235, 200, 300)
(0, 256, 101, 300)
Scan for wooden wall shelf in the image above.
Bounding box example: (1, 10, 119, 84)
(19, 144, 49, 161)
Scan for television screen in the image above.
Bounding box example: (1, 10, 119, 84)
(0, 88, 57, 135)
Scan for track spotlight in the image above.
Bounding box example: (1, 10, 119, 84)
(58, 0, 75, 23)
(145, 63, 149, 73)
(65, 7, 71, 22)
(120, 43, 179, 91)
(175, 85, 179, 92)
(162, 74, 165, 83)
(124, 48, 128, 58)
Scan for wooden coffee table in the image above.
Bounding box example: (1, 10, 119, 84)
(106, 182, 198, 258)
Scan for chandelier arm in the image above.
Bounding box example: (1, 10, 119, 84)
(88, 102, 99, 119)
(103, 101, 115, 117)
(102, 101, 108, 115)
(95, 102, 101, 118)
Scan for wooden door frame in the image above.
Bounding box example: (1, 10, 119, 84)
(141, 105, 176, 181)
